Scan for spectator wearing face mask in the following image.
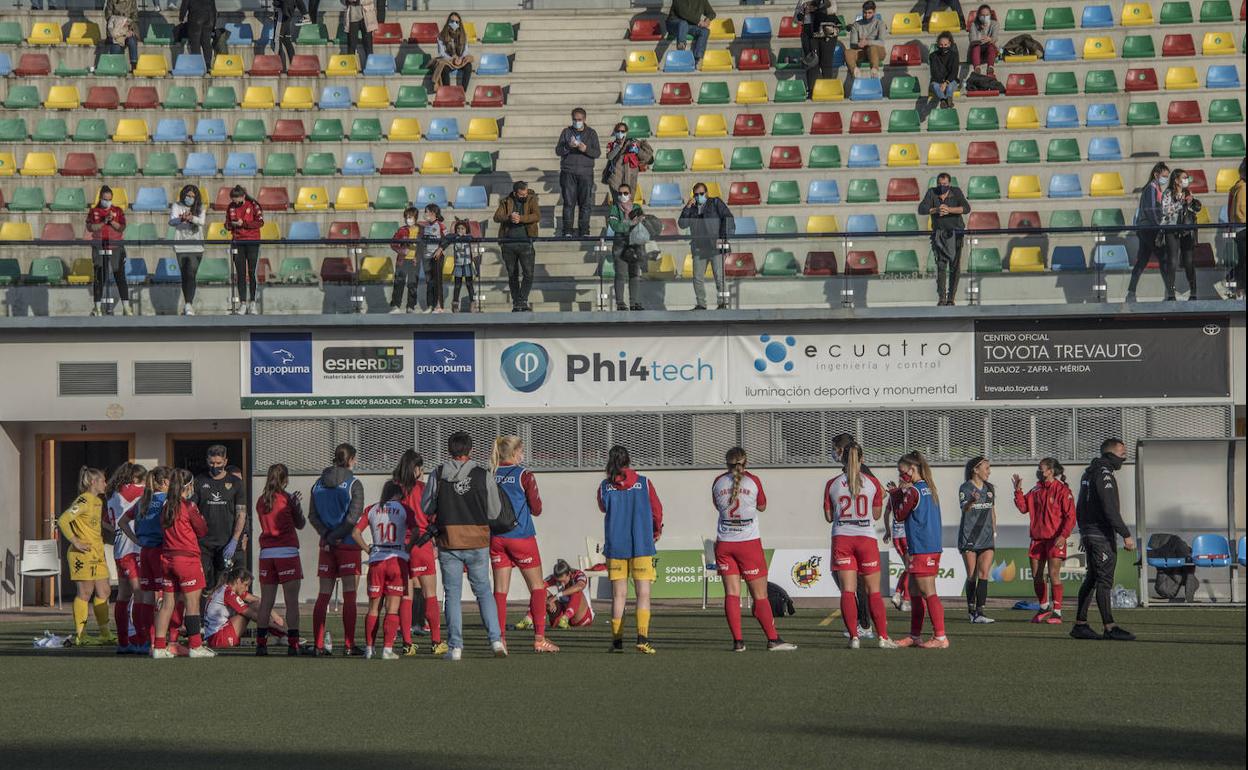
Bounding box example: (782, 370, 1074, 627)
(389, 206, 422, 314)
(1160, 169, 1203, 301)
(967, 4, 998, 76)
(844, 1, 886, 79)
(1127, 162, 1170, 302)
(169, 184, 206, 316)
(224, 185, 264, 316)
(918, 173, 971, 306)
(603, 123, 655, 205)
(678, 183, 736, 310)
(432, 12, 474, 91)
(928, 31, 959, 109)
(492, 181, 541, 312)
(607, 184, 646, 312)
(555, 108, 601, 239)
(85, 185, 132, 317)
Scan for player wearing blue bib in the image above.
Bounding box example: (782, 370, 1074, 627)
(597, 445, 663, 654)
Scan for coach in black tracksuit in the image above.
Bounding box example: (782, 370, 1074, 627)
(1071, 439, 1137, 642)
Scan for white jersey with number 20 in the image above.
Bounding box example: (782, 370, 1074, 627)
(826, 473, 885, 540)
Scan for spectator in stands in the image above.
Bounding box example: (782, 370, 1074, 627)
(967, 4, 998, 76)
(607, 184, 646, 312)
(928, 31, 959, 109)
(604, 122, 655, 206)
(86, 186, 132, 317)
(844, 1, 885, 79)
(795, 0, 837, 63)
(169, 185, 207, 316)
(923, 0, 965, 31)
(273, 0, 307, 72)
(432, 12, 474, 92)
(492, 181, 540, 313)
(918, 173, 971, 306)
(678, 183, 736, 310)
(1127, 162, 1169, 302)
(225, 185, 264, 316)
(178, 0, 218, 71)
(555, 108, 601, 239)
(341, 0, 378, 61)
(666, 0, 716, 66)
(1160, 169, 1203, 301)
(389, 206, 421, 314)
(103, 0, 140, 69)
(1216, 160, 1246, 300)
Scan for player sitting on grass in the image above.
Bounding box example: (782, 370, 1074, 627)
(204, 567, 290, 650)
(514, 559, 594, 631)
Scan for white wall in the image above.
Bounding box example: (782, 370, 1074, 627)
(0, 425, 20, 609)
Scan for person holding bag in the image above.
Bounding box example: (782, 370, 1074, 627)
(607, 184, 646, 312)
(603, 123, 654, 205)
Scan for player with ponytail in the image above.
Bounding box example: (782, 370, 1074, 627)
(890, 451, 949, 649)
(1013, 457, 1076, 624)
(58, 466, 112, 646)
(152, 468, 213, 658)
(598, 445, 664, 654)
(255, 463, 306, 655)
(104, 462, 146, 652)
(394, 450, 443, 655)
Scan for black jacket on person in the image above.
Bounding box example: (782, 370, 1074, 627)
(1076, 454, 1132, 542)
(918, 186, 971, 231)
(928, 44, 959, 84)
(179, 0, 216, 25)
(555, 126, 601, 176)
(678, 197, 735, 247)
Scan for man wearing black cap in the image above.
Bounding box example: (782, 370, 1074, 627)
(1071, 438, 1137, 642)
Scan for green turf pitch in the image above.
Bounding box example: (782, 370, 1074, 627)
(0, 607, 1243, 769)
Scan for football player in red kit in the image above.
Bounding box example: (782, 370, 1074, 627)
(1013, 458, 1076, 624)
(395, 450, 444, 656)
(255, 463, 306, 655)
(204, 567, 290, 649)
(353, 481, 418, 660)
(514, 559, 595, 630)
(151, 468, 214, 659)
(104, 462, 146, 653)
(890, 452, 949, 649)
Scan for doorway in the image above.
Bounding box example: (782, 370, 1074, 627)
(168, 434, 251, 565)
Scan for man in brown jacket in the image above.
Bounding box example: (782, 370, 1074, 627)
(492, 181, 541, 312)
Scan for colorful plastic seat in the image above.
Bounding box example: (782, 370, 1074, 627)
(1005, 73, 1039, 96)
(651, 149, 686, 172)
(1125, 67, 1160, 91)
(770, 146, 803, 169)
(774, 80, 808, 102)
(728, 181, 761, 206)
(1199, 0, 1234, 20)
(805, 180, 840, 204)
(326, 54, 360, 77)
(928, 108, 961, 132)
(694, 81, 729, 105)
(1122, 34, 1156, 59)
(1170, 134, 1206, 158)
(888, 76, 921, 100)
(926, 142, 960, 165)
(1004, 138, 1040, 163)
(27, 20, 62, 44)
(850, 78, 883, 101)
(622, 83, 655, 106)
(928, 10, 962, 32)
(968, 248, 1003, 273)
(690, 148, 725, 172)
(735, 81, 768, 104)
(1085, 70, 1119, 93)
(1043, 38, 1076, 61)
(203, 85, 237, 109)
(966, 175, 1001, 199)
(1086, 103, 1122, 127)
(811, 112, 843, 135)
(740, 17, 772, 38)
(1165, 66, 1199, 89)
(1205, 65, 1241, 88)
(648, 183, 683, 207)
(477, 52, 510, 75)
(1047, 173, 1083, 197)
(1043, 6, 1077, 28)
(1007, 175, 1042, 199)
(1006, 106, 1041, 129)
(737, 48, 770, 71)
(1087, 137, 1123, 161)
(1084, 36, 1116, 60)
(767, 180, 801, 205)
(694, 114, 729, 137)
(1201, 31, 1236, 56)
(426, 117, 460, 141)
(656, 114, 690, 138)
(853, 110, 885, 133)
(847, 144, 881, 168)
(730, 147, 764, 170)
(293, 187, 329, 211)
(1004, 8, 1037, 29)
(1212, 133, 1247, 158)
(1159, 0, 1194, 22)
(626, 50, 658, 73)
(113, 118, 150, 143)
(965, 141, 998, 165)
(1162, 33, 1196, 56)
(812, 79, 846, 102)
(1046, 104, 1079, 128)
(432, 85, 466, 108)
(664, 49, 697, 73)
(841, 179, 876, 203)
(966, 107, 1000, 131)
(466, 118, 499, 142)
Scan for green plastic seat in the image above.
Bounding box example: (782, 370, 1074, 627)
(9, 188, 46, 212)
(128, 223, 157, 242)
(927, 175, 961, 189)
(1084, 70, 1118, 94)
(651, 149, 686, 172)
(730, 146, 764, 170)
(163, 85, 198, 109)
(94, 53, 130, 76)
(1159, 1, 1194, 23)
(144, 20, 174, 45)
(375, 187, 410, 210)
(277, 257, 317, 284)
(767, 180, 801, 205)
(264, 152, 297, 176)
(0, 21, 23, 44)
(968, 248, 1002, 273)
(29, 258, 67, 284)
(760, 249, 799, 276)
(73, 118, 108, 143)
(296, 23, 328, 45)
(771, 112, 805, 136)
(460, 151, 494, 174)
(4, 85, 40, 109)
(698, 81, 730, 104)
(350, 118, 382, 141)
(1004, 8, 1036, 29)
(775, 47, 805, 70)
(1091, 208, 1125, 227)
(1211, 133, 1246, 158)
(203, 86, 237, 109)
(33, 118, 68, 143)
(1169, 135, 1205, 159)
(367, 222, 399, 241)
(0, 118, 25, 142)
(888, 76, 920, 99)
(1208, 99, 1243, 123)
(54, 61, 90, 77)
(927, 108, 959, 131)
(967, 175, 1001, 200)
(621, 115, 651, 139)
(1127, 101, 1161, 126)
(51, 187, 87, 212)
(309, 118, 344, 142)
(233, 118, 266, 143)
(765, 216, 798, 235)
(395, 85, 428, 108)
(847, 179, 880, 203)
(886, 213, 919, 232)
(808, 145, 842, 168)
(888, 109, 921, 132)
(303, 152, 337, 175)
(1043, 6, 1076, 28)
(885, 249, 920, 273)
(144, 152, 179, 176)
(102, 152, 138, 176)
(1007, 139, 1041, 163)
(481, 21, 514, 44)
(196, 258, 230, 283)
(1048, 209, 1084, 229)
(1045, 72, 1078, 95)
(0, 258, 20, 285)
(774, 80, 807, 103)
(1121, 34, 1156, 59)
(966, 107, 1000, 131)
(1200, 0, 1234, 21)
(1046, 138, 1081, 162)
(400, 53, 430, 76)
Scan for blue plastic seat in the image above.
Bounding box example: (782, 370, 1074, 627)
(363, 53, 395, 76)
(1046, 104, 1079, 128)
(741, 17, 772, 38)
(1085, 103, 1120, 127)
(342, 151, 376, 176)
(171, 53, 206, 77)
(1087, 137, 1122, 161)
(414, 185, 449, 208)
(622, 82, 655, 106)
(807, 179, 840, 203)
(1092, 244, 1129, 269)
(1239, 536, 1246, 566)
(1080, 4, 1114, 27)
(846, 214, 878, 233)
(477, 53, 510, 75)
(649, 182, 683, 207)
(287, 221, 321, 240)
(426, 117, 460, 141)
(1050, 246, 1086, 270)
(183, 151, 219, 175)
(1191, 534, 1232, 567)
(663, 49, 696, 73)
(850, 78, 884, 101)
(154, 118, 188, 142)
(125, 258, 149, 285)
(132, 187, 169, 212)
(319, 86, 351, 110)
(224, 21, 254, 46)
(256, 20, 276, 48)
(192, 118, 227, 143)
(847, 144, 881, 168)
(0, 53, 11, 77)
(1147, 539, 1191, 569)
(224, 151, 258, 176)
(1048, 174, 1082, 198)
(1043, 38, 1077, 61)
(454, 185, 488, 209)
(1206, 66, 1241, 89)
(734, 216, 758, 236)
(153, 257, 182, 283)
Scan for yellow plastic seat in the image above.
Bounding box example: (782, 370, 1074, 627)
(708, 18, 736, 40)
(94, 187, 128, 209)
(1006, 106, 1041, 129)
(928, 10, 962, 32)
(887, 143, 921, 167)
(295, 186, 330, 211)
(462, 20, 478, 41)
(210, 53, 244, 76)
(134, 54, 169, 77)
(1121, 2, 1155, 25)
(359, 256, 394, 282)
(694, 113, 728, 137)
(1216, 167, 1239, 193)
(1089, 172, 1124, 197)
(1196, 206, 1212, 225)
(0, 153, 16, 176)
(691, 148, 725, 171)
(44, 85, 81, 110)
(1164, 66, 1198, 90)
(625, 51, 658, 73)
(926, 142, 960, 165)
(700, 49, 734, 72)
(20, 152, 57, 176)
(1008, 247, 1046, 272)
(735, 81, 768, 104)
(1083, 36, 1116, 60)
(806, 215, 840, 233)
(357, 85, 391, 109)
(891, 12, 922, 34)
(27, 21, 62, 45)
(280, 86, 314, 109)
(67, 21, 101, 45)
(656, 114, 690, 138)
(0, 222, 34, 240)
(259, 222, 281, 241)
(700, 182, 723, 199)
(241, 86, 276, 109)
(1007, 175, 1042, 199)
(648, 254, 678, 279)
(334, 186, 370, 211)
(420, 151, 454, 174)
(389, 118, 423, 141)
(205, 222, 232, 241)
(811, 78, 844, 102)
(466, 117, 499, 141)
(113, 118, 150, 143)
(1202, 31, 1236, 56)
(67, 258, 93, 285)
(326, 54, 360, 76)
(681, 254, 715, 278)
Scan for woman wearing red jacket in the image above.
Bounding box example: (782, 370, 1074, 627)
(225, 185, 265, 315)
(85, 185, 132, 316)
(1012, 458, 1076, 625)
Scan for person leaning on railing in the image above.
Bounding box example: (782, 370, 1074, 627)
(918, 173, 970, 307)
(85, 185, 132, 317)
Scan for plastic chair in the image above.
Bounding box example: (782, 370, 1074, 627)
(663, 49, 696, 73)
(1086, 103, 1121, 127)
(850, 78, 884, 101)
(427, 118, 461, 141)
(741, 17, 772, 38)
(807, 180, 840, 204)
(1090, 172, 1124, 197)
(622, 83, 655, 106)
(1043, 38, 1076, 61)
(847, 179, 880, 203)
(18, 540, 62, 609)
(1047, 174, 1083, 198)
(648, 183, 683, 207)
(696, 114, 730, 137)
(847, 144, 881, 168)
(1205, 65, 1241, 89)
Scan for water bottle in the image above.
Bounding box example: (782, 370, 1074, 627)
(324, 630, 333, 653)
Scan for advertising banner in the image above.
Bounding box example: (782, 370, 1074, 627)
(975, 318, 1230, 400)
(771, 547, 968, 598)
(973, 547, 1138, 597)
(241, 331, 484, 409)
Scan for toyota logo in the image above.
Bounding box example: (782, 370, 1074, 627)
(1202, 324, 1222, 336)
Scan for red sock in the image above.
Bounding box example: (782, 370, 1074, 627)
(313, 593, 331, 648)
(752, 596, 779, 641)
(1034, 573, 1048, 606)
(868, 592, 889, 639)
(724, 595, 743, 641)
(1052, 582, 1064, 612)
(493, 592, 508, 641)
(925, 594, 946, 637)
(424, 596, 441, 644)
(154, 635, 167, 649)
(114, 601, 130, 646)
(133, 602, 152, 646)
(365, 612, 379, 647)
(840, 590, 860, 638)
(189, 632, 202, 649)
(383, 613, 399, 649)
(529, 590, 547, 637)
(910, 593, 927, 637)
(400, 597, 413, 645)
(341, 591, 358, 648)
(169, 601, 184, 643)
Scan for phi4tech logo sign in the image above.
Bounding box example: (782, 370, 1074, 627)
(501, 341, 714, 393)
(250, 333, 312, 394)
(500, 341, 550, 393)
(413, 332, 476, 393)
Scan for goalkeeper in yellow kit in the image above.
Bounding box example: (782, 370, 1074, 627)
(58, 467, 114, 645)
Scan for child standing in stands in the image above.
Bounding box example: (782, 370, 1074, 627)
(421, 204, 449, 313)
(448, 219, 478, 313)
(390, 207, 422, 314)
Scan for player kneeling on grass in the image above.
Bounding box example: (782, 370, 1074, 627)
(515, 559, 595, 631)
(152, 469, 215, 659)
(1013, 458, 1075, 625)
(889, 452, 949, 650)
(255, 463, 306, 656)
(598, 445, 663, 655)
(353, 481, 418, 660)
(204, 567, 289, 649)
(59, 466, 114, 647)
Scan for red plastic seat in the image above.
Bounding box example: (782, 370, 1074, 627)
(1007, 211, 1042, 230)
(732, 113, 766, 136)
(41, 222, 77, 241)
(1186, 169, 1208, 194)
(287, 54, 320, 77)
(123, 85, 159, 109)
(890, 43, 922, 66)
(380, 151, 415, 175)
(1193, 243, 1215, 268)
(779, 16, 802, 37)
(967, 211, 1000, 231)
(803, 251, 838, 276)
(257, 257, 272, 283)
(471, 85, 504, 108)
(769, 146, 803, 169)
(464, 220, 484, 239)
(737, 48, 771, 70)
(844, 250, 879, 275)
(1166, 100, 1202, 124)
(1125, 68, 1158, 91)
(15, 53, 51, 76)
(409, 22, 438, 43)
(321, 257, 356, 282)
(212, 187, 233, 212)
(811, 111, 843, 134)
(886, 177, 920, 201)
(849, 110, 882, 133)
(249, 54, 282, 76)
(660, 82, 692, 105)
(257, 187, 290, 211)
(728, 181, 761, 206)
(433, 85, 465, 107)
(1005, 73, 1038, 96)
(629, 18, 663, 40)
(373, 22, 402, 44)
(271, 119, 306, 142)
(966, 141, 1000, 165)
(725, 252, 757, 277)
(659, 218, 680, 237)
(84, 86, 120, 109)
(1161, 33, 1195, 57)
(328, 221, 361, 241)
(61, 152, 99, 177)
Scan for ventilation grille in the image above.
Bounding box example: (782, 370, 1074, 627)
(134, 361, 193, 396)
(58, 362, 118, 397)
